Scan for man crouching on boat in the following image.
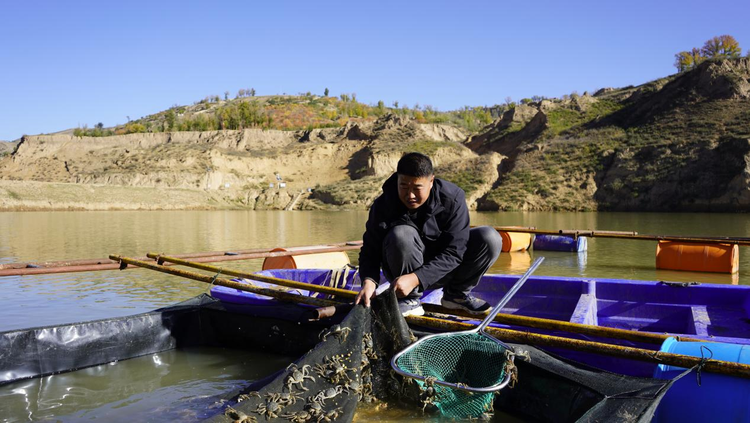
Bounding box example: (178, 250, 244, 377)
(355, 152, 502, 316)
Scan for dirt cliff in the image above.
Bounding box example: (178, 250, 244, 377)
(0, 115, 484, 211)
(4, 58, 750, 212)
(469, 57, 750, 211)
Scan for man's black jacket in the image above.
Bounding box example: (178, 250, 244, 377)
(358, 173, 470, 290)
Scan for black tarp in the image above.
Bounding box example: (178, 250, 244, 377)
(1, 293, 679, 422)
(205, 290, 678, 422)
(0, 295, 211, 385)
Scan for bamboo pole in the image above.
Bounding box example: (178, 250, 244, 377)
(0, 242, 363, 277)
(420, 304, 705, 344)
(406, 315, 750, 379)
(161, 244, 361, 265)
(0, 258, 121, 270)
(136, 254, 706, 345)
(0, 241, 362, 270)
(0, 262, 139, 276)
(492, 226, 750, 246)
(109, 255, 341, 308)
(116, 254, 750, 378)
(145, 253, 358, 299)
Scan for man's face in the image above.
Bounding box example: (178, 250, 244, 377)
(397, 174, 434, 210)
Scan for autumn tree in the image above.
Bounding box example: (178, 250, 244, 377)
(701, 35, 742, 59)
(674, 48, 705, 72)
(124, 122, 146, 134)
(674, 36, 741, 72)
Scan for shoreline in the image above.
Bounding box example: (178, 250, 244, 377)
(0, 179, 238, 212)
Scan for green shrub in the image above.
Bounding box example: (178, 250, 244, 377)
(443, 170, 485, 195)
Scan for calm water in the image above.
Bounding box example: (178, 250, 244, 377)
(1, 210, 749, 421)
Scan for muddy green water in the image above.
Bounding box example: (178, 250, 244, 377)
(0, 210, 748, 421)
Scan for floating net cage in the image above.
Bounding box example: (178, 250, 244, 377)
(393, 331, 514, 418)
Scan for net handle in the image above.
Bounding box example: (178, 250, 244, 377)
(475, 256, 544, 333)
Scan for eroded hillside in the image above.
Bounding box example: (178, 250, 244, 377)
(3, 58, 750, 212)
(467, 57, 750, 211)
(0, 115, 493, 210)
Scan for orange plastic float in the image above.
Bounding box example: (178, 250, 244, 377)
(262, 247, 350, 270)
(655, 241, 739, 274)
(499, 231, 532, 252)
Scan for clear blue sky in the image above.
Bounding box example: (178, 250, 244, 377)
(1, 0, 748, 141)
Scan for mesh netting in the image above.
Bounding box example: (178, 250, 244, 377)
(195, 281, 679, 422)
(394, 332, 512, 418)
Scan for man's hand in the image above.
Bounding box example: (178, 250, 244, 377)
(393, 273, 420, 298)
(355, 278, 378, 307)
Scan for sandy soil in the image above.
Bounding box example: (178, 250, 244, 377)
(0, 180, 234, 211)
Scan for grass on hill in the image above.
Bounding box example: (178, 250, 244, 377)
(73, 94, 500, 137)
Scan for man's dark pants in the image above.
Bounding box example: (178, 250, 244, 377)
(382, 225, 503, 299)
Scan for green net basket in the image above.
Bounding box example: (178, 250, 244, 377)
(392, 257, 544, 419)
(393, 331, 513, 418)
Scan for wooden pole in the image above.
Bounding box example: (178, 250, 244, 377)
(134, 254, 705, 345)
(406, 315, 750, 379)
(0, 242, 362, 277)
(421, 304, 705, 344)
(0, 241, 362, 270)
(0, 262, 140, 276)
(115, 254, 750, 378)
(145, 253, 358, 299)
(157, 244, 361, 265)
(492, 226, 750, 246)
(109, 255, 341, 308)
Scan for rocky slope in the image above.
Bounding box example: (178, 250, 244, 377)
(469, 57, 750, 211)
(0, 140, 19, 156)
(3, 58, 749, 212)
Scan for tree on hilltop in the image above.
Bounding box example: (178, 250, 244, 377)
(674, 47, 705, 72)
(674, 36, 741, 72)
(701, 35, 742, 59)
(376, 100, 386, 115)
(324, 88, 329, 97)
(165, 109, 176, 131)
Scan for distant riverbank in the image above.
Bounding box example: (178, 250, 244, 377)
(0, 180, 230, 211)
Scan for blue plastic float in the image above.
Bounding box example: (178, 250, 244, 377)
(653, 337, 750, 422)
(532, 234, 587, 252)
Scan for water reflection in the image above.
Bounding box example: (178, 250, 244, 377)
(1, 211, 749, 332)
(0, 347, 293, 422)
(2, 210, 750, 421)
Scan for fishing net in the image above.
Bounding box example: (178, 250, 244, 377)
(393, 332, 513, 418)
(199, 274, 684, 423)
(0, 290, 684, 422)
(203, 300, 374, 423)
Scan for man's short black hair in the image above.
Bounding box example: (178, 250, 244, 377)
(397, 152, 433, 177)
